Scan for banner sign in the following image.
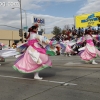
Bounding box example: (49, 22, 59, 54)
(75, 12, 100, 28)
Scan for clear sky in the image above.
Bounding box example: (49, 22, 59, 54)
(0, 0, 100, 33)
(31, 0, 86, 17)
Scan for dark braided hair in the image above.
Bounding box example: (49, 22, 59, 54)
(28, 26, 38, 32)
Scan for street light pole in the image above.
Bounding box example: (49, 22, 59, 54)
(19, 0, 23, 41)
(22, 9, 27, 31)
(24, 10, 27, 28)
(12, 7, 27, 32)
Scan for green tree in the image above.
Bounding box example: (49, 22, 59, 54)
(52, 26, 62, 35)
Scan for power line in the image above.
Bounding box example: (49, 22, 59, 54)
(0, 25, 20, 29)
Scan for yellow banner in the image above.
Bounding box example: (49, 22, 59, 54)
(75, 12, 100, 28)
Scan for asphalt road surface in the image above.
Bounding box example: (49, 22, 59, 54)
(0, 55, 100, 100)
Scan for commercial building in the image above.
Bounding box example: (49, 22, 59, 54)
(0, 29, 54, 47)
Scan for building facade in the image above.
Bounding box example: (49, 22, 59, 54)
(0, 29, 54, 47)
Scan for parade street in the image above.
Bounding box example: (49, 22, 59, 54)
(0, 56, 100, 100)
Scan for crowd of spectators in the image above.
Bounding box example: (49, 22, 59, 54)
(51, 27, 100, 55)
(52, 27, 100, 42)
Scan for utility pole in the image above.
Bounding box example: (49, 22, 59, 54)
(19, 0, 23, 40)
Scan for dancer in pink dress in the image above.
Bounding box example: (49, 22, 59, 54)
(65, 40, 73, 56)
(62, 39, 74, 57)
(79, 29, 100, 64)
(13, 25, 53, 79)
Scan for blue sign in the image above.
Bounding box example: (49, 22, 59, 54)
(34, 17, 45, 25)
(23, 26, 28, 30)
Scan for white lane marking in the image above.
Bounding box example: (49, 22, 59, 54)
(64, 83, 77, 86)
(51, 59, 69, 60)
(39, 80, 77, 86)
(0, 75, 35, 81)
(39, 79, 65, 84)
(0, 75, 77, 85)
(64, 62, 82, 65)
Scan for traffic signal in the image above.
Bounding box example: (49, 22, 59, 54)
(19, 29, 23, 37)
(24, 32, 27, 38)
